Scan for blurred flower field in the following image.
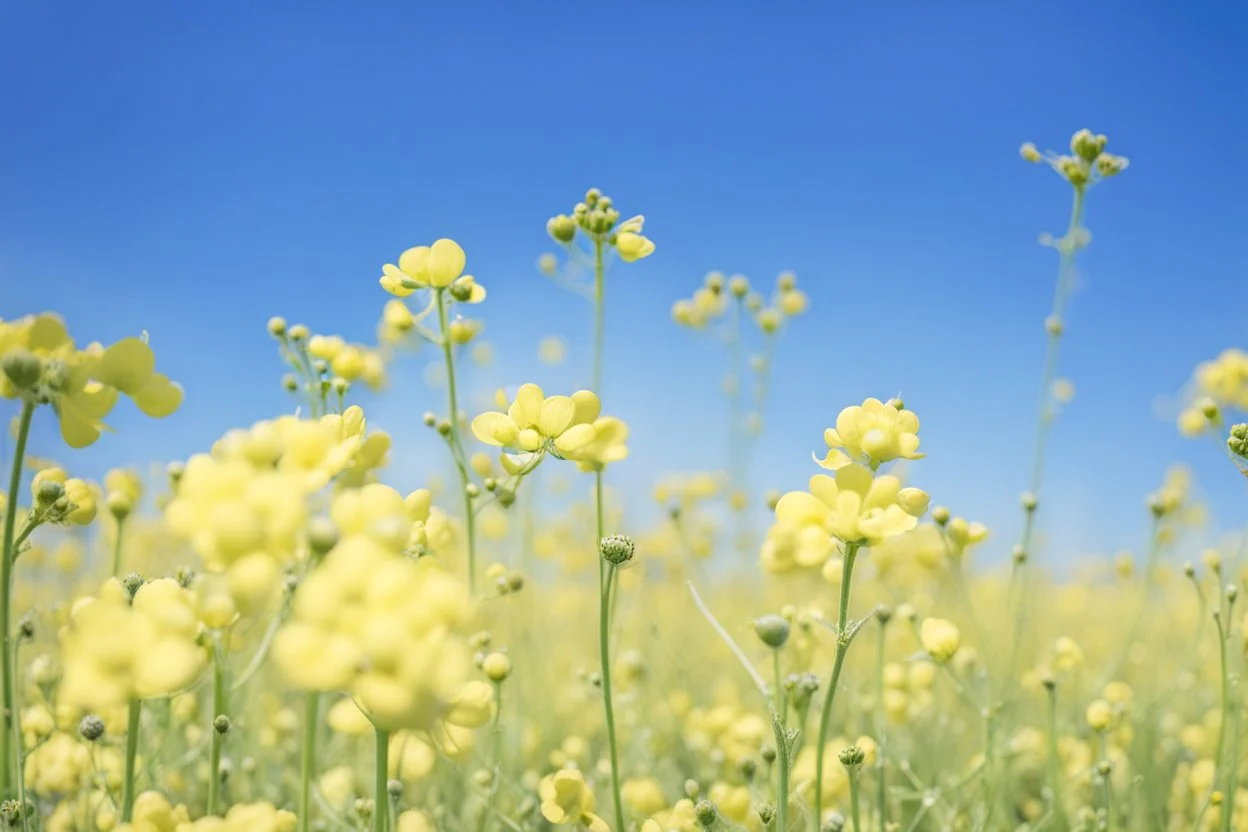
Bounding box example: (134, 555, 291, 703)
(1, 128, 1246, 832)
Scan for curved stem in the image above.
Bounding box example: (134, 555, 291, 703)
(121, 698, 142, 822)
(596, 471, 625, 832)
(0, 400, 34, 800)
(813, 543, 860, 827)
(436, 289, 477, 592)
(298, 692, 319, 832)
(374, 727, 390, 832)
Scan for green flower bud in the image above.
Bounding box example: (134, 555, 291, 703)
(123, 572, 145, 599)
(547, 215, 577, 243)
(267, 317, 287, 338)
(2, 350, 43, 391)
(35, 479, 64, 507)
(600, 534, 635, 565)
(752, 614, 790, 649)
(695, 800, 718, 829)
(213, 715, 231, 735)
(838, 744, 865, 769)
(79, 714, 105, 742)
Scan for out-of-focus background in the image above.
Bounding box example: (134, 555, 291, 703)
(2, 0, 1245, 564)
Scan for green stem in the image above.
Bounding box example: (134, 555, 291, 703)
(111, 516, 126, 578)
(771, 711, 789, 832)
(596, 470, 625, 832)
(121, 698, 141, 822)
(0, 399, 34, 800)
(436, 288, 478, 593)
(813, 543, 860, 827)
(1214, 613, 1233, 832)
(374, 727, 390, 832)
(875, 616, 888, 829)
(1045, 684, 1065, 830)
(12, 634, 28, 832)
(1008, 184, 1086, 688)
(772, 649, 785, 728)
(847, 767, 862, 832)
(207, 636, 226, 816)
(298, 692, 319, 832)
(593, 238, 605, 394)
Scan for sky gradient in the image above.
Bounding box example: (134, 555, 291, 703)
(2, 1, 1245, 568)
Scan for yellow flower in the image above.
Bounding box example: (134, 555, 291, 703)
(381, 238, 470, 294)
(59, 578, 206, 709)
(816, 398, 923, 470)
(539, 769, 610, 832)
(920, 618, 961, 663)
(773, 465, 928, 547)
(616, 232, 655, 263)
(472, 385, 601, 456)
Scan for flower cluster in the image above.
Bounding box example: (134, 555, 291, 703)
(59, 578, 206, 710)
(547, 188, 655, 263)
(1020, 128, 1129, 188)
(273, 533, 488, 733)
(1, 313, 182, 447)
(471, 384, 628, 473)
(672, 270, 808, 332)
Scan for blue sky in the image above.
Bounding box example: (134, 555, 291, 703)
(2, 1, 1245, 567)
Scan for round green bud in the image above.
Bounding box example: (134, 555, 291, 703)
(695, 800, 718, 829)
(122, 572, 145, 598)
(752, 614, 790, 649)
(107, 491, 134, 520)
(449, 282, 473, 302)
(422, 412, 437, 428)
(585, 187, 602, 206)
(288, 324, 310, 342)
(35, 479, 64, 506)
(213, 715, 231, 734)
(931, 506, 950, 526)
(728, 275, 750, 298)
(267, 317, 287, 338)
(506, 573, 525, 593)
(547, 215, 577, 244)
(282, 374, 298, 392)
(838, 744, 865, 769)
(331, 377, 349, 395)
(79, 714, 105, 742)
(2, 350, 43, 391)
(387, 779, 404, 798)
(307, 516, 339, 558)
(600, 534, 636, 565)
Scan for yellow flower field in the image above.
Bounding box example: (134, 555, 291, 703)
(1, 131, 1246, 832)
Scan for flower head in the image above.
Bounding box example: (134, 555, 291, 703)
(817, 398, 923, 471)
(539, 769, 609, 832)
(773, 465, 929, 548)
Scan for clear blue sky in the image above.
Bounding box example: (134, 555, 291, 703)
(2, 1, 1245, 566)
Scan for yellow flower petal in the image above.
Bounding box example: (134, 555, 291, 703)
(425, 239, 466, 288)
(96, 337, 155, 395)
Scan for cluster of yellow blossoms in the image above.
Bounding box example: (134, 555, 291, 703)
(672, 271, 808, 333)
(471, 384, 628, 473)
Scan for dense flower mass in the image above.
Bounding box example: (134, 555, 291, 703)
(7, 128, 1248, 832)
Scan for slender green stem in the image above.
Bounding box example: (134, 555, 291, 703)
(592, 238, 605, 394)
(772, 649, 785, 727)
(1214, 613, 1233, 832)
(1008, 184, 1086, 687)
(111, 516, 127, 578)
(121, 698, 142, 822)
(436, 288, 478, 593)
(770, 710, 789, 832)
(1, 399, 34, 800)
(875, 616, 888, 829)
(847, 767, 862, 832)
(374, 727, 390, 832)
(207, 635, 226, 816)
(596, 470, 625, 832)
(298, 692, 319, 832)
(727, 296, 744, 551)
(12, 634, 28, 832)
(813, 543, 860, 827)
(1045, 684, 1065, 830)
